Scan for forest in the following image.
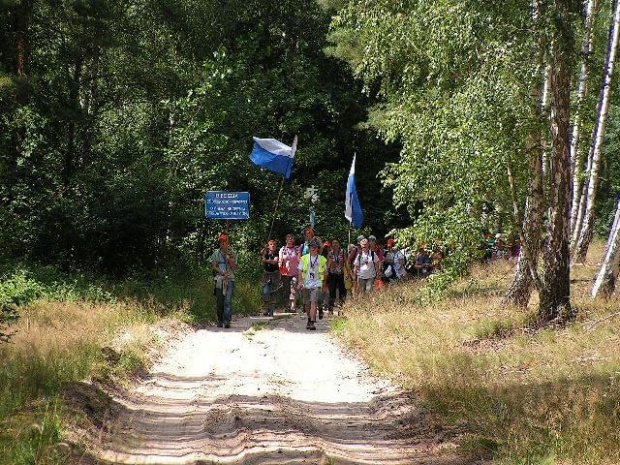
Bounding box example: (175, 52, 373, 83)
(3, 1, 620, 463)
(3, 0, 620, 316)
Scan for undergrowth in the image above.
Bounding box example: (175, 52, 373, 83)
(0, 261, 263, 464)
(336, 242, 620, 464)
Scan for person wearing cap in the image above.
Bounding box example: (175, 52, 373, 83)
(327, 239, 347, 312)
(297, 237, 328, 330)
(384, 239, 406, 281)
(211, 233, 238, 328)
(261, 239, 281, 317)
(354, 238, 381, 295)
(348, 234, 365, 266)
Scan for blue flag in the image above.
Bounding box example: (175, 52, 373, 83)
(249, 136, 297, 179)
(345, 155, 364, 228)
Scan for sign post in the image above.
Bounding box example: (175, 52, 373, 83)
(205, 191, 250, 220)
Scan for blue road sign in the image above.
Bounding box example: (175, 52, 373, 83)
(205, 191, 250, 220)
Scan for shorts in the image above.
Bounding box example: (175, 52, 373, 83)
(302, 288, 319, 304)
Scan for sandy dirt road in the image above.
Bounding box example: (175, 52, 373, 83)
(72, 313, 468, 465)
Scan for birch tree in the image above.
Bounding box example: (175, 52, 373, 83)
(591, 196, 620, 296)
(573, 0, 620, 262)
(505, 1, 548, 307)
(536, 0, 575, 322)
(570, 0, 598, 234)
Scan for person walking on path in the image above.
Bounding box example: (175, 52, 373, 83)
(327, 239, 347, 313)
(348, 235, 365, 298)
(279, 233, 299, 313)
(383, 239, 406, 282)
(354, 238, 381, 295)
(261, 239, 281, 317)
(300, 227, 315, 255)
(297, 237, 327, 330)
(211, 233, 238, 328)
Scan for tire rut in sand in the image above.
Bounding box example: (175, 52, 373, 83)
(68, 314, 468, 464)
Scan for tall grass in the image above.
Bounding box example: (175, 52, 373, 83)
(0, 263, 263, 464)
(336, 242, 620, 464)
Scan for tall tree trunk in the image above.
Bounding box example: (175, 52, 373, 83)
(574, 0, 620, 262)
(505, 160, 544, 306)
(505, 0, 547, 307)
(62, 59, 82, 189)
(591, 195, 620, 297)
(570, 0, 598, 233)
(539, 0, 574, 322)
(6, 0, 32, 205)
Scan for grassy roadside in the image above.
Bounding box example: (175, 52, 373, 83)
(335, 242, 620, 464)
(0, 264, 262, 465)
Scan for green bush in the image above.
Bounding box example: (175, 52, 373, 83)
(0, 270, 43, 342)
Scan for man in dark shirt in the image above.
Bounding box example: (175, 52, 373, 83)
(262, 239, 281, 316)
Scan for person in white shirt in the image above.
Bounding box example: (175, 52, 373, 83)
(384, 238, 406, 281)
(354, 238, 381, 295)
(278, 233, 299, 313)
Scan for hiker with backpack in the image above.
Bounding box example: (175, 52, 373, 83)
(211, 233, 238, 328)
(326, 239, 347, 312)
(383, 238, 406, 281)
(354, 238, 381, 295)
(261, 239, 281, 317)
(297, 237, 328, 330)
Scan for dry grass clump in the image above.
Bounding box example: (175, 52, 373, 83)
(0, 298, 165, 464)
(337, 243, 620, 464)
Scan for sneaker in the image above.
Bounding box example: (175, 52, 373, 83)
(224, 323, 231, 329)
(306, 321, 312, 330)
(309, 322, 316, 330)
(217, 322, 223, 328)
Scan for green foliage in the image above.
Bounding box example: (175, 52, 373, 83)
(327, 0, 566, 293)
(0, 0, 400, 275)
(0, 270, 42, 342)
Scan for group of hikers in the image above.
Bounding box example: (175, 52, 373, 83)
(210, 227, 445, 331)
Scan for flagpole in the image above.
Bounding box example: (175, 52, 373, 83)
(348, 220, 351, 246)
(267, 176, 286, 241)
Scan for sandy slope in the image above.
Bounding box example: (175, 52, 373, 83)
(72, 313, 468, 465)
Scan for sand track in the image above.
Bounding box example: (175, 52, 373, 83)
(70, 314, 468, 464)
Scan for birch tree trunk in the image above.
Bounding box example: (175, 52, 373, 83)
(570, 0, 598, 233)
(505, 155, 544, 307)
(539, 0, 574, 322)
(591, 196, 620, 297)
(505, 0, 547, 307)
(574, 0, 620, 262)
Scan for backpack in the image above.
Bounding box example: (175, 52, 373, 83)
(356, 249, 377, 266)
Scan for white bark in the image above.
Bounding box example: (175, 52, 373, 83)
(570, 0, 597, 233)
(541, 64, 552, 180)
(591, 197, 620, 297)
(574, 0, 620, 262)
